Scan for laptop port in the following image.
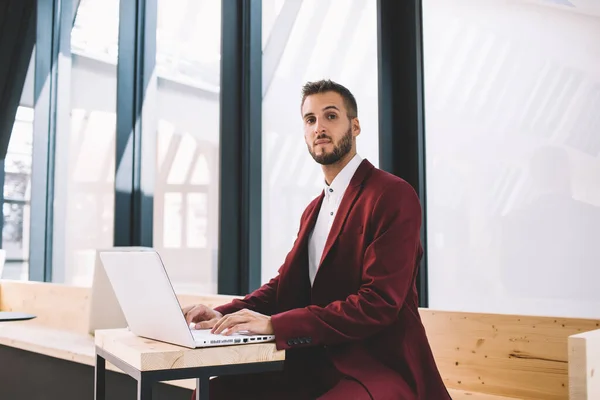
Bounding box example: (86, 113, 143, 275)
(250, 338, 255, 341)
(243, 338, 248, 343)
(234, 339, 241, 343)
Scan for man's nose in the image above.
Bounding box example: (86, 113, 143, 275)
(314, 120, 326, 135)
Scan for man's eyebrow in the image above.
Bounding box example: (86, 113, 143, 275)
(302, 105, 340, 119)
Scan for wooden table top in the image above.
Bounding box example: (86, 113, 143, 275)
(94, 329, 285, 372)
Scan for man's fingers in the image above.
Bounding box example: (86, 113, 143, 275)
(196, 319, 217, 329)
(186, 309, 202, 324)
(224, 323, 250, 336)
(183, 305, 207, 321)
(187, 307, 215, 324)
(212, 314, 241, 334)
(210, 316, 225, 334)
(212, 315, 234, 334)
(213, 315, 248, 335)
(185, 311, 196, 324)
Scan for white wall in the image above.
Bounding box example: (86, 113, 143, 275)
(424, 0, 600, 318)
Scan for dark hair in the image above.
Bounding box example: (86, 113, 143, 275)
(301, 79, 358, 119)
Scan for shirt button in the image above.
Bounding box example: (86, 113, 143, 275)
(330, 212, 334, 216)
(329, 188, 333, 193)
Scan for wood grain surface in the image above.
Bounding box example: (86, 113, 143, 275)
(94, 328, 284, 371)
(448, 388, 518, 399)
(0, 280, 90, 333)
(421, 309, 600, 399)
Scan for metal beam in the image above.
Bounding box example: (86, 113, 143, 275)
(219, 0, 262, 295)
(377, 0, 428, 306)
(29, 0, 73, 282)
(114, 0, 157, 247)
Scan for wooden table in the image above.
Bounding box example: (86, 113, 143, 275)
(94, 329, 285, 400)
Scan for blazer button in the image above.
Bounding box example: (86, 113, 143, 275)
(287, 339, 294, 346)
(306, 337, 312, 344)
(299, 338, 306, 344)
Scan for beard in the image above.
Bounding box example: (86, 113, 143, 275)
(307, 127, 353, 165)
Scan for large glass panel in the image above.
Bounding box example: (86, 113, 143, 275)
(2, 45, 35, 280)
(51, 0, 119, 285)
(2, 106, 34, 280)
(261, 0, 380, 283)
(423, 0, 600, 318)
(153, 0, 221, 294)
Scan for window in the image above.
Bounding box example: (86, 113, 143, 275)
(261, 0, 379, 283)
(153, 0, 221, 294)
(50, 0, 120, 285)
(423, 0, 600, 318)
(2, 106, 34, 280)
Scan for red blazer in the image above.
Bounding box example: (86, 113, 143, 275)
(215, 160, 450, 400)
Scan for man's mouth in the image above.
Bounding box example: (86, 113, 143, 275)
(314, 139, 331, 145)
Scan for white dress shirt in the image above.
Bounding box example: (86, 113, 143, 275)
(308, 154, 363, 286)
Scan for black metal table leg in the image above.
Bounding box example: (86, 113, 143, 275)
(137, 375, 153, 400)
(96, 346, 284, 399)
(95, 353, 105, 400)
(197, 376, 210, 400)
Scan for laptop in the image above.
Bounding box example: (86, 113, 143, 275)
(88, 247, 152, 335)
(98, 249, 275, 348)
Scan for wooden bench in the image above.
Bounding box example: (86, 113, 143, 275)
(1, 280, 599, 399)
(421, 310, 600, 399)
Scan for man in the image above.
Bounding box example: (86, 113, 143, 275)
(185, 80, 450, 399)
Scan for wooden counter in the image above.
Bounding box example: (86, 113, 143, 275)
(2, 279, 600, 399)
(448, 390, 517, 400)
(0, 322, 95, 365)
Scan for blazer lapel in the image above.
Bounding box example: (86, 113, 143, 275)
(318, 159, 374, 268)
(276, 192, 323, 310)
(282, 191, 323, 276)
(298, 193, 324, 250)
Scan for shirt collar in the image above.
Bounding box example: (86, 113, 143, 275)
(324, 154, 363, 199)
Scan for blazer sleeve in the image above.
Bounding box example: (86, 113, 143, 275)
(270, 181, 422, 349)
(213, 200, 316, 317)
(214, 276, 279, 316)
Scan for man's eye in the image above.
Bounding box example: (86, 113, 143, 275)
(306, 118, 315, 124)
(327, 114, 337, 120)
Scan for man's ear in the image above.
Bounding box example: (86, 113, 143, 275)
(352, 118, 361, 137)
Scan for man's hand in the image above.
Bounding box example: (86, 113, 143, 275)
(182, 304, 223, 329)
(211, 309, 274, 336)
